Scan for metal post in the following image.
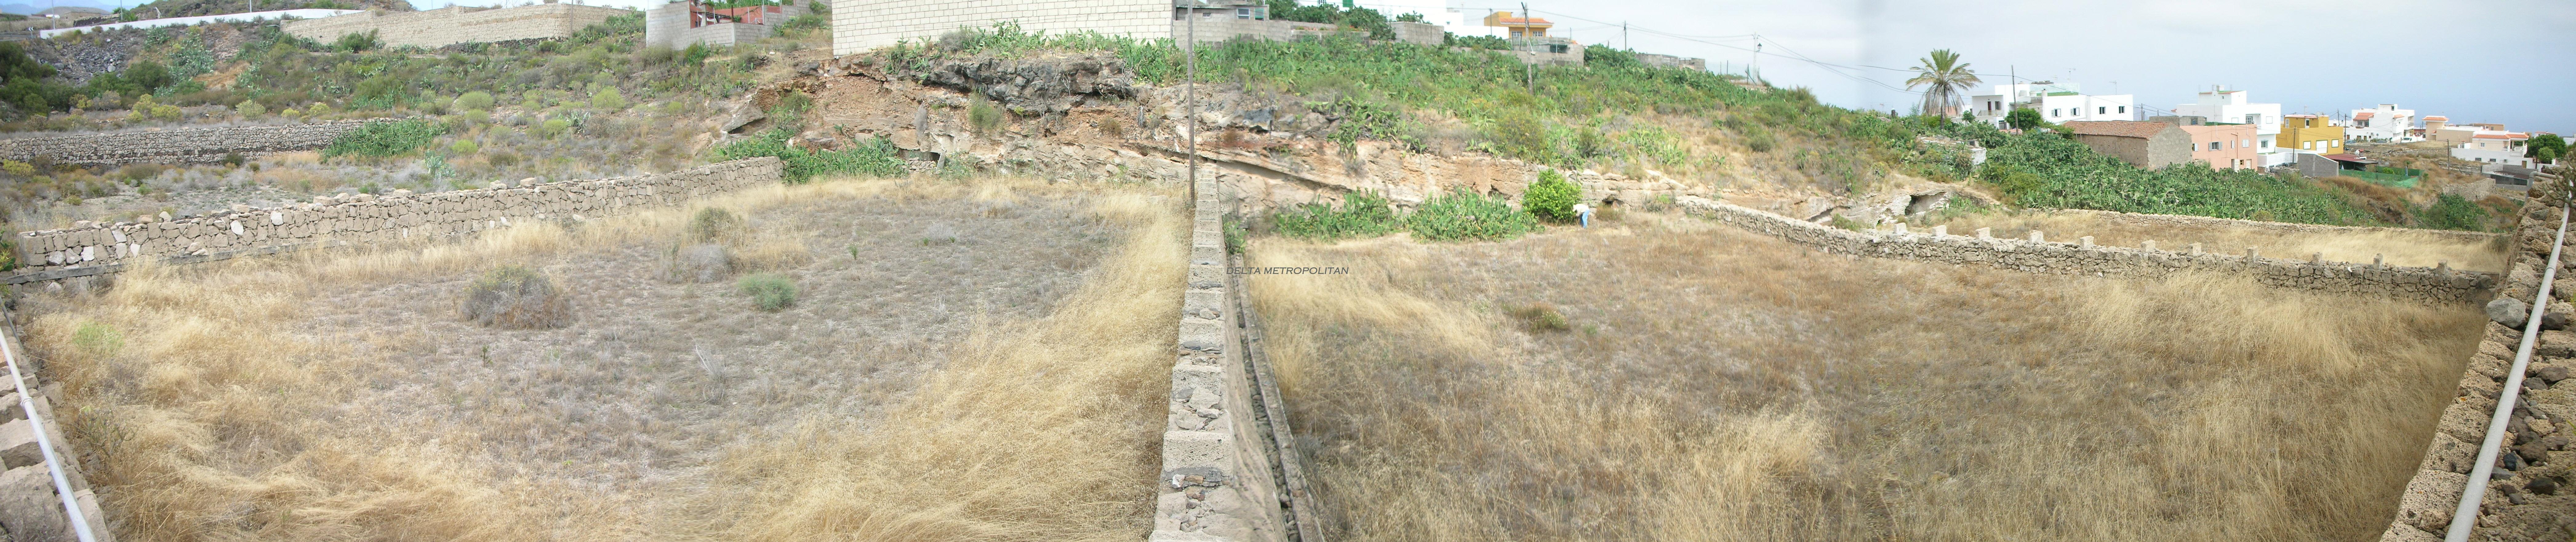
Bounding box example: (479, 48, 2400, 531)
(0, 309, 97, 542)
(2446, 203, 2571, 541)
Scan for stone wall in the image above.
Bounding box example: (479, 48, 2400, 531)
(1150, 174, 1290, 542)
(2380, 205, 2576, 541)
(7, 158, 782, 275)
(0, 120, 374, 165)
(282, 4, 629, 48)
(1676, 195, 2494, 304)
(832, 0, 1170, 55)
(2058, 207, 2503, 245)
(0, 309, 111, 542)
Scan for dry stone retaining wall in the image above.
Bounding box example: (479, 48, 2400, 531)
(1150, 176, 1290, 542)
(0, 120, 375, 166)
(8, 158, 782, 276)
(1676, 195, 2493, 304)
(2380, 205, 2576, 542)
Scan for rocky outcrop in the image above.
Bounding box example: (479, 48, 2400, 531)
(878, 53, 1141, 117)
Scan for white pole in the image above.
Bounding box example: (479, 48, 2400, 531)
(0, 311, 97, 542)
(2446, 203, 2570, 541)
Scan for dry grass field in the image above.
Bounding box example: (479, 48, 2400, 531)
(1918, 209, 2510, 271)
(1247, 212, 2486, 541)
(16, 176, 1186, 541)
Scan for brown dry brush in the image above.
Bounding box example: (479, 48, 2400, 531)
(1247, 213, 2485, 541)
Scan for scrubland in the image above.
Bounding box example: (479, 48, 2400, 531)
(16, 175, 1182, 541)
(1248, 211, 2485, 541)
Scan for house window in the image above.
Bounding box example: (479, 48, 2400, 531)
(2118, 106, 2126, 114)
(2210, 141, 2222, 151)
(2304, 141, 2314, 149)
(2052, 109, 2061, 117)
(1237, 7, 1250, 18)
(2098, 106, 2106, 114)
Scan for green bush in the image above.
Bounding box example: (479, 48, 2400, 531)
(234, 100, 265, 117)
(738, 273, 797, 311)
(454, 90, 495, 111)
(1272, 191, 1400, 240)
(1522, 169, 1581, 222)
(1407, 189, 1538, 241)
(1509, 303, 1569, 332)
(2418, 193, 2489, 231)
(322, 119, 446, 158)
(335, 30, 382, 53)
(713, 128, 907, 183)
(450, 139, 480, 155)
(536, 118, 574, 138)
(967, 94, 1004, 135)
(0, 233, 15, 272)
(687, 207, 742, 243)
(590, 87, 626, 110)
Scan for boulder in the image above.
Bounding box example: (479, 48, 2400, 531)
(2539, 365, 2570, 384)
(2490, 297, 2532, 329)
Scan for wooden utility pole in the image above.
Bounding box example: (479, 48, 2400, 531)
(1521, 2, 1532, 96)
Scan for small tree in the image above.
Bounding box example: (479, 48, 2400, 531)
(2004, 108, 2045, 130)
(1522, 169, 1582, 222)
(2529, 133, 2566, 164)
(336, 30, 382, 53)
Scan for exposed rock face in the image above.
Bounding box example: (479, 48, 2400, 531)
(901, 53, 1140, 117)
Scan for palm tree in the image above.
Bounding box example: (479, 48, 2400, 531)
(1905, 49, 1980, 119)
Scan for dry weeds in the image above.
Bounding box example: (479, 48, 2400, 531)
(1920, 209, 2509, 271)
(18, 175, 1185, 541)
(1248, 211, 2483, 541)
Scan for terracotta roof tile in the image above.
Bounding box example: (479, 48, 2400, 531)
(2062, 121, 2175, 139)
(2354, 112, 2374, 119)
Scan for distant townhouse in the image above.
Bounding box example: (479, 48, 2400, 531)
(2448, 125, 2537, 167)
(2345, 104, 2416, 142)
(1967, 81, 2135, 128)
(2171, 87, 2288, 166)
(2410, 115, 2449, 141)
(2062, 120, 2192, 169)
(2151, 116, 2260, 170)
(2278, 115, 2347, 155)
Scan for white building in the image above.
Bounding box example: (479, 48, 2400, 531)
(2453, 130, 2536, 167)
(1355, 0, 1473, 36)
(1967, 81, 2137, 128)
(2345, 103, 2417, 142)
(2171, 87, 2288, 166)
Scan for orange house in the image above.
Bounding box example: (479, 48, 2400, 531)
(2154, 116, 2260, 170)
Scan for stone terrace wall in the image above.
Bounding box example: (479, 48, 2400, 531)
(8, 158, 782, 274)
(2380, 205, 2576, 541)
(1150, 176, 1289, 542)
(282, 4, 628, 49)
(2060, 208, 2503, 245)
(1676, 195, 2494, 304)
(0, 120, 374, 166)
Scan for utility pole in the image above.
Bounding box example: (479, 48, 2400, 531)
(1621, 21, 1627, 50)
(1186, 2, 1198, 201)
(1521, 2, 1531, 96)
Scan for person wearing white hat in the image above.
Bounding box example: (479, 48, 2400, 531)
(1572, 203, 1595, 227)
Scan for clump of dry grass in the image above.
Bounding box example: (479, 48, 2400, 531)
(1920, 208, 2509, 271)
(19, 174, 1185, 541)
(460, 265, 572, 329)
(1249, 212, 2482, 541)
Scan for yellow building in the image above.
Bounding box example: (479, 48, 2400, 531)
(2279, 114, 2348, 154)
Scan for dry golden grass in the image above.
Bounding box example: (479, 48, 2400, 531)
(1248, 211, 2482, 541)
(20, 175, 1185, 541)
(1920, 209, 2509, 271)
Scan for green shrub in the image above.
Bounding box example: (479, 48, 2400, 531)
(967, 94, 1004, 135)
(0, 234, 15, 272)
(334, 30, 381, 53)
(234, 100, 265, 117)
(454, 90, 495, 111)
(688, 207, 743, 243)
(713, 129, 907, 183)
(1407, 189, 1538, 241)
(2418, 193, 2489, 231)
(1272, 190, 1400, 240)
(71, 321, 122, 357)
(1522, 169, 1581, 222)
(322, 119, 446, 158)
(536, 118, 574, 138)
(590, 87, 626, 110)
(451, 139, 479, 155)
(1, 160, 30, 177)
(738, 273, 797, 311)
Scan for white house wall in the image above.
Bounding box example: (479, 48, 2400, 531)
(832, 0, 1171, 55)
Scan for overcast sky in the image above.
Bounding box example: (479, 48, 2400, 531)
(1439, 0, 2575, 134)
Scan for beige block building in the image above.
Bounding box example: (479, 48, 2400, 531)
(283, 2, 630, 49)
(831, 0, 1172, 56)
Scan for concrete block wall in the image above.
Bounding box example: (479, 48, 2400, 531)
(1150, 176, 1289, 542)
(282, 3, 630, 49)
(832, 0, 1170, 55)
(0, 120, 374, 166)
(8, 158, 782, 274)
(1676, 195, 2494, 304)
